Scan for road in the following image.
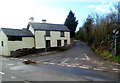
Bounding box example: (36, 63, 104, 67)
(1, 41, 120, 82)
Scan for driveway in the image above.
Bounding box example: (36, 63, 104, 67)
(19, 41, 120, 73)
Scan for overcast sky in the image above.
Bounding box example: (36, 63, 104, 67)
(0, 0, 118, 31)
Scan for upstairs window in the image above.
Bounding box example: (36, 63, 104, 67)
(46, 31, 50, 37)
(8, 36, 22, 41)
(60, 31, 64, 37)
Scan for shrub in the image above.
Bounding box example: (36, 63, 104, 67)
(11, 47, 36, 57)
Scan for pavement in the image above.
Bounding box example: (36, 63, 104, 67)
(1, 41, 120, 82)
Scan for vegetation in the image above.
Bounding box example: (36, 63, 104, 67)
(64, 10, 78, 38)
(94, 49, 120, 62)
(75, 3, 120, 61)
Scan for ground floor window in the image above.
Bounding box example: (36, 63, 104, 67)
(57, 40, 61, 46)
(64, 40, 67, 46)
(1, 41, 3, 46)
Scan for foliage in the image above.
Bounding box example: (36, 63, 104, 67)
(94, 49, 120, 62)
(83, 15, 94, 45)
(76, 3, 120, 56)
(64, 10, 78, 38)
(11, 47, 36, 57)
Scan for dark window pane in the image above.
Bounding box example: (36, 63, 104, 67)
(46, 31, 50, 37)
(60, 31, 64, 37)
(64, 40, 67, 46)
(57, 40, 61, 46)
(1, 41, 3, 46)
(8, 36, 22, 41)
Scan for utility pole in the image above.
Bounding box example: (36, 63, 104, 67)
(113, 30, 119, 56)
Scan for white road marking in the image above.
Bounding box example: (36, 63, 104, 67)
(11, 76, 16, 79)
(7, 64, 15, 66)
(67, 64, 72, 67)
(61, 58, 69, 64)
(0, 72, 5, 75)
(43, 62, 49, 64)
(64, 63, 68, 65)
(79, 58, 86, 60)
(58, 64, 65, 66)
(99, 67, 107, 69)
(84, 54, 90, 60)
(71, 65, 77, 67)
(113, 68, 119, 71)
(13, 58, 18, 60)
(79, 66, 89, 69)
(19, 59, 24, 61)
(49, 63, 55, 65)
(74, 57, 79, 60)
(93, 68, 103, 71)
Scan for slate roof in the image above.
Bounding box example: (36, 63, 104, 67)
(1, 28, 34, 37)
(28, 22, 70, 31)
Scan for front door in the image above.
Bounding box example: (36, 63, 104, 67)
(57, 40, 61, 47)
(46, 40, 51, 50)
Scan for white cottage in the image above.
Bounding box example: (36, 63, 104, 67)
(0, 22, 70, 56)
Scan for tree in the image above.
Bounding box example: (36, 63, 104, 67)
(83, 15, 94, 45)
(64, 10, 78, 38)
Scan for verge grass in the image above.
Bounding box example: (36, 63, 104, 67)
(94, 49, 120, 63)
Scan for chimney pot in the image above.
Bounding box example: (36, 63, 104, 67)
(29, 17, 34, 22)
(42, 19, 46, 23)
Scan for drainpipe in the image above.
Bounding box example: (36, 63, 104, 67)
(44, 35, 47, 52)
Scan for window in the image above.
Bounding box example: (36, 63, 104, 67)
(60, 31, 64, 37)
(57, 40, 61, 46)
(64, 40, 67, 46)
(46, 31, 50, 37)
(8, 36, 22, 41)
(1, 41, 3, 47)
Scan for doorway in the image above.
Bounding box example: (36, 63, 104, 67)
(46, 40, 51, 51)
(57, 40, 61, 47)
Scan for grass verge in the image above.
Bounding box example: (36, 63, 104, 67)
(94, 49, 120, 63)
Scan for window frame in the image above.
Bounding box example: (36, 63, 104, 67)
(57, 40, 61, 47)
(8, 36, 22, 41)
(46, 30, 51, 37)
(64, 40, 67, 46)
(1, 41, 4, 47)
(60, 31, 65, 37)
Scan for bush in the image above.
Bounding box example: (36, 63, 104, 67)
(11, 47, 36, 57)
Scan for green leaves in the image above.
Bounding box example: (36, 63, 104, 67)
(64, 10, 78, 38)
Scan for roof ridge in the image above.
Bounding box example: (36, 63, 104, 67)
(1, 28, 23, 31)
(29, 22, 64, 25)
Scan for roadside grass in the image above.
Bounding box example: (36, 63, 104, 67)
(94, 49, 120, 63)
(74, 40, 80, 41)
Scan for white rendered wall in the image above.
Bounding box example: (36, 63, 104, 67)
(7, 37, 34, 55)
(0, 30, 9, 56)
(35, 30, 70, 49)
